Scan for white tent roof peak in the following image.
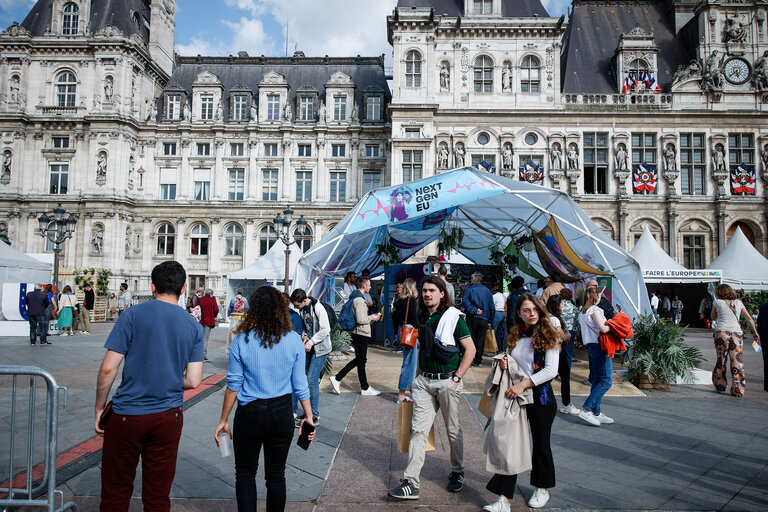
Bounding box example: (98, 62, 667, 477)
(706, 227, 768, 290)
(630, 226, 686, 271)
(227, 239, 303, 280)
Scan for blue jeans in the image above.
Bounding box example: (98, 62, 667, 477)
(293, 349, 328, 419)
(492, 311, 506, 352)
(28, 315, 47, 343)
(582, 343, 612, 414)
(397, 345, 418, 392)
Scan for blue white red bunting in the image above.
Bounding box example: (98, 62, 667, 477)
(730, 163, 755, 194)
(519, 161, 543, 184)
(633, 163, 657, 193)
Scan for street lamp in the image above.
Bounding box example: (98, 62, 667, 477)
(272, 205, 308, 292)
(37, 203, 77, 292)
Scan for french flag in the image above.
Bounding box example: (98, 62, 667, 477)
(646, 72, 661, 93)
(622, 75, 632, 94)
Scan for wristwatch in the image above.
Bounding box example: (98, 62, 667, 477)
(452, 374, 462, 383)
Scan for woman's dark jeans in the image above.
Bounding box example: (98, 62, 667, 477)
(559, 330, 576, 406)
(233, 394, 294, 512)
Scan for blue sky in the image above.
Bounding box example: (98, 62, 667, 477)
(1, 0, 571, 62)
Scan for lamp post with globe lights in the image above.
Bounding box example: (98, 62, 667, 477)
(272, 205, 308, 293)
(37, 203, 77, 292)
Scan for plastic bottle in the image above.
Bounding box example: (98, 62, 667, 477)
(219, 433, 232, 457)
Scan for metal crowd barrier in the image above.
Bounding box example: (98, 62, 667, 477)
(0, 365, 78, 512)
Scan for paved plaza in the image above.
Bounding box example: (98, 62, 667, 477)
(1, 322, 767, 511)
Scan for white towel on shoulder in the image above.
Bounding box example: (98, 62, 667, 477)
(434, 307, 465, 347)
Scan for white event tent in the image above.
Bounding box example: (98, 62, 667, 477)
(294, 168, 651, 318)
(630, 226, 722, 283)
(706, 227, 768, 291)
(0, 240, 53, 332)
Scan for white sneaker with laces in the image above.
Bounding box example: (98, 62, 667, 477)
(329, 375, 341, 395)
(559, 403, 580, 415)
(596, 412, 614, 424)
(528, 488, 550, 508)
(483, 495, 511, 512)
(360, 386, 381, 396)
(578, 409, 601, 426)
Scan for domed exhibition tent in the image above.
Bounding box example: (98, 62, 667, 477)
(294, 168, 651, 318)
(705, 227, 768, 291)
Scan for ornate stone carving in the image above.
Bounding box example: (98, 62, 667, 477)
(440, 62, 450, 91)
(550, 143, 563, 171)
(95, 24, 124, 38)
(454, 143, 465, 168)
(1, 150, 11, 185)
(501, 143, 513, 170)
(701, 50, 724, 100)
(712, 143, 729, 196)
(437, 142, 449, 169)
(566, 144, 579, 170)
(96, 151, 107, 186)
(672, 58, 702, 84)
(2, 22, 31, 37)
(501, 62, 512, 92)
(91, 224, 104, 254)
(615, 143, 629, 172)
(753, 50, 768, 93)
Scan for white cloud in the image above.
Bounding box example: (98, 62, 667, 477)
(222, 16, 273, 55)
(175, 36, 228, 57)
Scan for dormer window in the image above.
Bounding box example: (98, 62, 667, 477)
(233, 95, 248, 121)
(299, 96, 314, 121)
(167, 94, 181, 120)
(266, 94, 280, 120)
(473, 0, 492, 14)
(62, 3, 79, 35)
(200, 95, 214, 120)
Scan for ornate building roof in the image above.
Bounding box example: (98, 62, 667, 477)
(21, 0, 151, 41)
(395, 0, 549, 17)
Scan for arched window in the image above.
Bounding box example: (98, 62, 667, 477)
(259, 225, 277, 256)
(45, 221, 56, 251)
(224, 224, 244, 256)
(56, 72, 77, 107)
(474, 56, 493, 93)
(520, 56, 540, 93)
(628, 59, 648, 78)
(190, 224, 209, 256)
(405, 50, 422, 88)
(156, 223, 175, 255)
(294, 226, 313, 252)
(62, 3, 79, 35)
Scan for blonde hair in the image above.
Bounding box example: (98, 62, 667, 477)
(581, 287, 600, 313)
(398, 278, 418, 299)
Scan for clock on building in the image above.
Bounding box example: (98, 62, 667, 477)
(723, 57, 751, 85)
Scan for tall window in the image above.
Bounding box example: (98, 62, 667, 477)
(259, 225, 277, 255)
(628, 59, 648, 82)
(366, 95, 381, 121)
(62, 3, 79, 35)
(56, 72, 77, 107)
(632, 132, 657, 169)
(332, 144, 346, 157)
(200, 95, 213, 120)
(49, 164, 69, 194)
(403, 150, 423, 182)
(163, 142, 176, 156)
(190, 224, 209, 256)
(518, 154, 543, 168)
(728, 133, 754, 166)
(156, 223, 175, 255)
(45, 221, 56, 251)
(299, 96, 314, 121)
(267, 94, 280, 120)
(224, 224, 243, 256)
(296, 171, 312, 201)
(333, 95, 346, 121)
(471, 154, 496, 168)
(405, 51, 422, 87)
(473, 0, 492, 14)
(230, 143, 244, 156)
(295, 227, 313, 252)
(520, 56, 540, 93)
(583, 132, 609, 194)
(474, 56, 493, 93)
(264, 143, 278, 157)
(228, 169, 244, 200)
(680, 133, 705, 195)
(233, 95, 248, 121)
(193, 169, 211, 200)
(683, 235, 704, 269)
(160, 169, 176, 199)
(298, 144, 312, 157)
(197, 143, 211, 156)
(167, 94, 181, 120)
(366, 145, 380, 158)
(363, 171, 381, 193)
(262, 169, 278, 200)
(330, 172, 346, 202)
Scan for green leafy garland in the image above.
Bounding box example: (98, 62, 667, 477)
(375, 243, 400, 265)
(73, 267, 113, 296)
(437, 227, 464, 255)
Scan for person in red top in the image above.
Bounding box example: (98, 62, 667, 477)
(199, 288, 219, 362)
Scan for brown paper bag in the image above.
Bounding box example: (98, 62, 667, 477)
(397, 400, 436, 454)
(484, 328, 497, 353)
(478, 391, 493, 419)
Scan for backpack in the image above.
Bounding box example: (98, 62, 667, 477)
(317, 300, 338, 329)
(337, 291, 362, 331)
(232, 296, 245, 313)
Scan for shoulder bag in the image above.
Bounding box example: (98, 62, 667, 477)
(398, 297, 418, 349)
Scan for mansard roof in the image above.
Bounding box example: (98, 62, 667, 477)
(395, 0, 549, 17)
(561, 0, 690, 93)
(21, 0, 151, 42)
(168, 55, 391, 105)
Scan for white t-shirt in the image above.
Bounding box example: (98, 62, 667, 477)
(508, 336, 559, 386)
(713, 299, 744, 333)
(578, 305, 604, 344)
(650, 296, 659, 309)
(493, 292, 505, 312)
(548, 316, 561, 330)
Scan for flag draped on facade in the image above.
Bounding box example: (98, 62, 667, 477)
(633, 163, 657, 193)
(518, 161, 543, 184)
(477, 160, 496, 174)
(731, 163, 756, 194)
(622, 70, 660, 93)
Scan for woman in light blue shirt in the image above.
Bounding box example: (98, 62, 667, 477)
(215, 286, 314, 511)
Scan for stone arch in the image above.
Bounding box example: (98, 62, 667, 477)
(629, 218, 664, 250)
(592, 217, 616, 241)
(727, 219, 761, 247)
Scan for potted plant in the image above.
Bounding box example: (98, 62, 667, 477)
(437, 227, 464, 255)
(489, 242, 520, 276)
(322, 325, 353, 377)
(375, 242, 400, 265)
(621, 315, 704, 389)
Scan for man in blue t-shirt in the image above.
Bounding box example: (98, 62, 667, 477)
(95, 261, 204, 511)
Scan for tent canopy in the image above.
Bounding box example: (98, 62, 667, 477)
(706, 227, 768, 291)
(228, 239, 302, 281)
(295, 168, 651, 317)
(630, 226, 722, 283)
(0, 241, 52, 284)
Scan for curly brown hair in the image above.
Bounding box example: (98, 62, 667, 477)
(506, 293, 560, 353)
(235, 286, 293, 348)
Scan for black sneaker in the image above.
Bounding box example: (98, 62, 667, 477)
(389, 479, 419, 500)
(40, 341, 52, 345)
(447, 471, 465, 492)
(313, 416, 319, 426)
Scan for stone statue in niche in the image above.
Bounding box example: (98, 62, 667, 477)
(701, 50, 724, 92)
(753, 50, 768, 92)
(454, 143, 465, 167)
(501, 144, 513, 169)
(664, 144, 677, 172)
(317, 100, 326, 123)
(91, 226, 103, 254)
(104, 76, 114, 102)
(567, 145, 579, 169)
(125, 226, 132, 253)
(550, 144, 562, 171)
(216, 100, 224, 121)
(502, 63, 512, 92)
(440, 63, 450, 90)
(712, 144, 726, 172)
(1, 150, 11, 184)
(9, 76, 19, 103)
(183, 100, 191, 121)
(283, 101, 292, 121)
(249, 102, 257, 121)
(615, 144, 628, 171)
(437, 143, 449, 169)
(128, 156, 135, 188)
(724, 16, 747, 43)
(350, 101, 359, 122)
(96, 152, 107, 179)
(146, 98, 157, 122)
(761, 144, 768, 171)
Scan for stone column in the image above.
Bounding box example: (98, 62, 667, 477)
(315, 139, 326, 201)
(179, 138, 191, 199)
(349, 138, 360, 201)
(248, 140, 258, 199)
(281, 138, 292, 200)
(716, 206, 729, 254)
(666, 206, 679, 259)
(618, 206, 629, 249)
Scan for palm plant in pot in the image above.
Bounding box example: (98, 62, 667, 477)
(621, 315, 704, 389)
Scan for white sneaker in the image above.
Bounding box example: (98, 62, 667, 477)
(559, 403, 580, 415)
(329, 375, 341, 395)
(578, 409, 601, 426)
(483, 495, 511, 512)
(528, 488, 550, 508)
(360, 386, 381, 396)
(596, 412, 614, 424)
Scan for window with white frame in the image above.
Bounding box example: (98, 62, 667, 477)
(365, 144, 380, 158)
(156, 223, 175, 255)
(56, 72, 77, 107)
(49, 163, 69, 194)
(264, 143, 278, 157)
(584, 132, 609, 194)
(200, 95, 214, 120)
(405, 50, 422, 87)
(163, 142, 176, 156)
(366, 95, 381, 121)
(683, 235, 705, 269)
(190, 224, 209, 256)
(521, 56, 540, 93)
(294, 226, 313, 252)
(331, 144, 346, 157)
(52, 136, 69, 148)
(224, 224, 243, 256)
(193, 169, 211, 200)
(330, 171, 346, 202)
(262, 169, 278, 200)
(233, 95, 248, 121)
(267, 94, 280, 120)
(167, 94, 181, 120)
(299, 96, 314, 121)
(228, 169, 244, 200)
(298, 144, 312, 157)
(259, 225, 277, 255)
(680, 133, 705, 195)
(159, 168, 176, 199)
(197, 143, 211, 156)
(230, 143, 244, 156)
(333, 95, 346, 121)
(62, 3, 79, 35)
(296, 171, 312, 201)
(473, 0, 492, 14)
(403, 150, 423, 182)
(474, 56, 493, 93)
(363, 171, 381, 193)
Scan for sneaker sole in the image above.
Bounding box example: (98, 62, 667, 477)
(389, 491, 419, 500)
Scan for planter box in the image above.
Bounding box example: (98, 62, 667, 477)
(632, 375, 670, 390)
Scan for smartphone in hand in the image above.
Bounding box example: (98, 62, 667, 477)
(297, 421, 315, 450)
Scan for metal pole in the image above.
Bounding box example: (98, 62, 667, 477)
(53, 247, 60, 293)
(284, 246, 291, 293)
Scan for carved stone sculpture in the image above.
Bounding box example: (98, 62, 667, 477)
(440, 63, 450, 90)
(501, 144, 513, 169)
(724, 16, 747, 43)
(283, 101, 292, 121)
(567, 145, 579, 170)
(701, 50, 724, 93)
(104, 76, 114, 102)
(673, 59, 702, 83)
(550, 144, 562, 171)
(350, 101, 359, 123)
(249, 102, 257, 121)
(125, 226, 132, 253)
(96, 152, 107, 180)
(1, 150, 10, 184)
(183, 101, 191, 121)
(454, 143, 465, 168)
(317, 100, 326, 123)
(753, 50, 768, 92)
(216, 100, 224, 121)
(437, 143, 449, 169)
(91, 226, 103, 254)
(146, 99, 157, 122)
(502, 64, 512, 92)
(9, 76, 19, 103)
(712, 145, 726, 172)
(761, 144, 768, 172)
(664, 144, 677, 172)
(615, 144, 628, 171)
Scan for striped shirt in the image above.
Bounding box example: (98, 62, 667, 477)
(227, 329, 310, 406)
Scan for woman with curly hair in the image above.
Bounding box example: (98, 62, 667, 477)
(485, 293, 560, 511)
(578, 286, 612, 427)
(214, 286, 314, 512)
